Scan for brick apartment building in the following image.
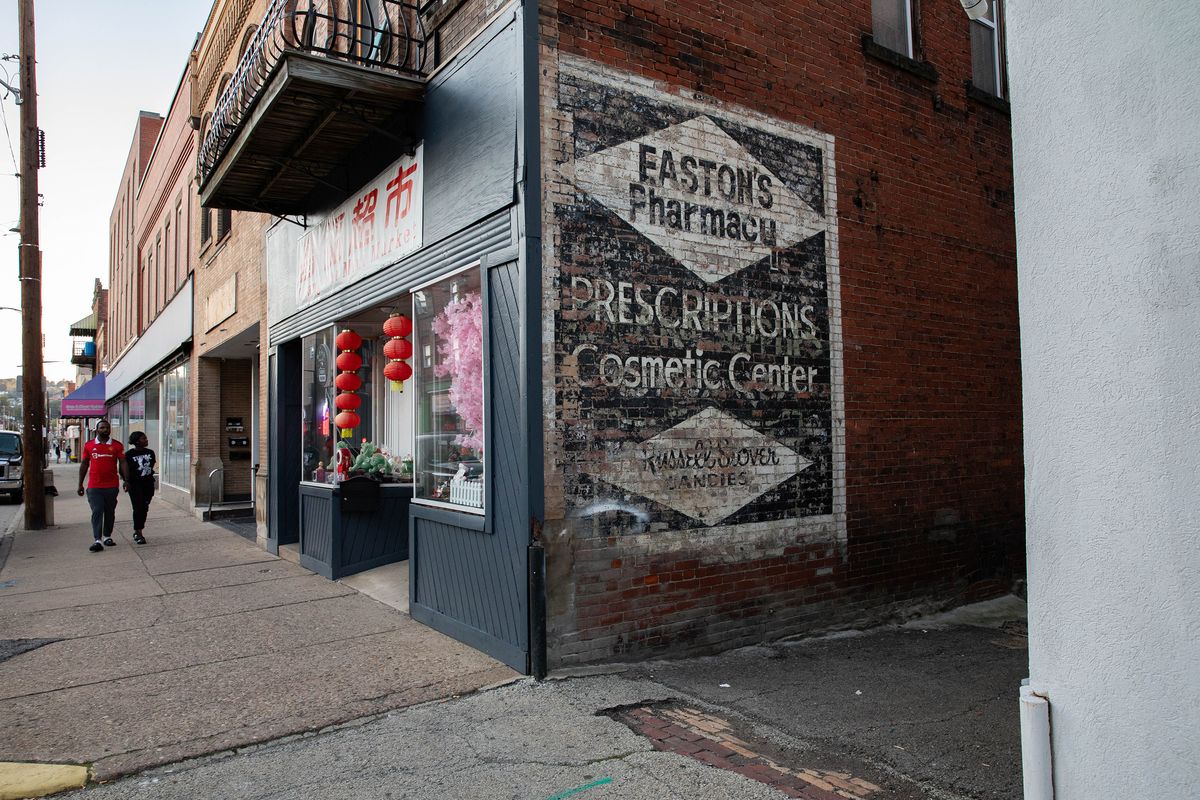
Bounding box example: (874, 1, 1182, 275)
(106, 111, 163, 379)
(100, 64, 200, 510)
(194, 0, 1020, 673)
(188, 0, 274, 527)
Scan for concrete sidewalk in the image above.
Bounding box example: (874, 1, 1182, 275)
(1, 465, 1024, 799)
(43, 601, 1026, 800)
(0, 463, 516, 785)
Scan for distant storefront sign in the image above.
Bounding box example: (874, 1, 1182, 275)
(61, 372, 108, 417)
(296, 145, 424, 308)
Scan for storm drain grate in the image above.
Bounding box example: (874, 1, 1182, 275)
(604, 702, 883, 800)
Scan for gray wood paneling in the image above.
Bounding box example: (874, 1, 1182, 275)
(339, 486, 411, 576)
(422, 14, 520, 246)
(298, 482, 411, 579)
(410, 259, 529, 673)
(299, 487, 334, 578)
(269, 340, 303, 549)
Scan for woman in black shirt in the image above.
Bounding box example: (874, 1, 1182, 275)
(124, 431, 157, 545)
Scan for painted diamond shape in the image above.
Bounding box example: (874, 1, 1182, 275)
(592, 407, 812, 526)
(573, 114, 827, 284)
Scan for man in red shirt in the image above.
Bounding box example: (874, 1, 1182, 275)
(77, 419, 127, 552)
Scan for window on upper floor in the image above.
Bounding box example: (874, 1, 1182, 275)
(143, 253, 152, 332)
(872, 0, 914, 58)
(216, 208, 232, 242)
(164, 221, 172, 294)
(155, 233, 163, 310)
(175, 200, 183, 284)
(352, 0, 391, 62)
(200, 207, 212, 247)
(970, 0, 1006, 97)
(239, 25, 258, 59)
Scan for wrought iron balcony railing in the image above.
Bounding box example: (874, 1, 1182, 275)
(70, 339, 97, 366)
(198, 0, 429, 190)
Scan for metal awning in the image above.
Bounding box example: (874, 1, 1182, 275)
(68, 312, 97, 337)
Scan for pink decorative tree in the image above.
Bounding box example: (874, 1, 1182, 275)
(432, 291, 485, 453)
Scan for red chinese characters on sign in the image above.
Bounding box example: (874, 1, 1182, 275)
(353, 189, 378, 252)
(386, 163, 417, 225)
(297, 146, 424, 307)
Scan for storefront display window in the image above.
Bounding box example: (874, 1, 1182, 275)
(302, 325, 384, 483)
(377, 327, 415, 478)
(302, 327, 336, 481)
(128, 389, 146, 441)
(144, 382, 160, 457)
(107, 401, 125, 449)
(161, 363, 190, 488)
(413, 266, 484, 510)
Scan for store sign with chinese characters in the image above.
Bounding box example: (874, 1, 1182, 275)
(296, 145, 424, 308)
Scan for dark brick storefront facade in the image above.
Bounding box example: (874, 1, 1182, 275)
(539, 1, 1022, 666)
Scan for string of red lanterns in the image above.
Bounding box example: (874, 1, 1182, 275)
(333, 328, 363, 438)
(382, 312, 413, 392)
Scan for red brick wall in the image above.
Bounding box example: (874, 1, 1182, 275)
(540, 0, 1023, 666)
(191, 0, 272, 510)
(219, 358, 253, 498)
(107, 112, 164, 364)
(134, 62, 196, 328)
(428, 0, 512, 63)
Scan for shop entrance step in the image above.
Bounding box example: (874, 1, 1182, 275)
(200, 501, 255, 522)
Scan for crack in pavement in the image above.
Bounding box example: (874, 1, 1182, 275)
(0, 582, 360, 642)
(0, 625, 409, 701)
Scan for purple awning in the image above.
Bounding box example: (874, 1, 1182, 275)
(61, 372, 107, 417)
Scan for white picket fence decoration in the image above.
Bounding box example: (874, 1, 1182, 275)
(449, 477, 483, 508)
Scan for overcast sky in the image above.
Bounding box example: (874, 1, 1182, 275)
(0, 1, 212, 384)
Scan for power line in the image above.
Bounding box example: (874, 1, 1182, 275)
(0, 103, 19, 175)
(0, 61, 18, 175)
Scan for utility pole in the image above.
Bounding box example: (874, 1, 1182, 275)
(18, 0, 45, 529)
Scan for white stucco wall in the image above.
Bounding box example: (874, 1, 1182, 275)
(1008, 2, 1200, 797)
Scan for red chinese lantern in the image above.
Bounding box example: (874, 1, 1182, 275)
(335, 327, 363, 439)
(334, 372, 362, 392)
(383, 337, 413, 360)
(383, 312, 413, 392)
(334, 411, 360, 432)
(335, 329, 363, 351)
(334, 392, 361, 410)
(382, 313, 412, 338)
(384, 360, 413, 385)
(335, 351, 363, 373)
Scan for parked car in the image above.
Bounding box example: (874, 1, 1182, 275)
(0, 430, 23, 502)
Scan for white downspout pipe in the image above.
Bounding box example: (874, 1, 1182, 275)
(1020, 682, 1054, 799)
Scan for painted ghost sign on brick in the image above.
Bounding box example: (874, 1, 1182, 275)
(554, 59, 843, 531)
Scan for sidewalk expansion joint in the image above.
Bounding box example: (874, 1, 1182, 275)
(145, 556, 281, 578)
(0, 626, 406, 702)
